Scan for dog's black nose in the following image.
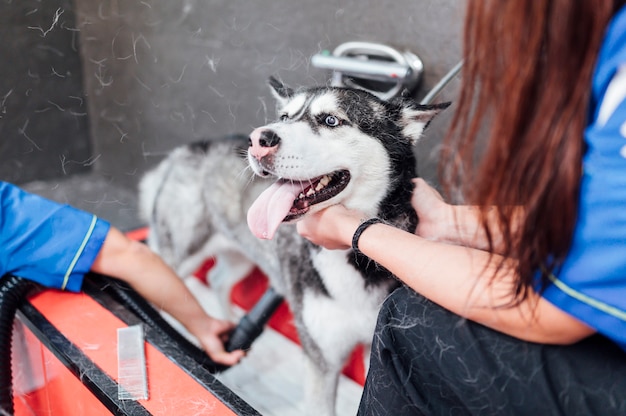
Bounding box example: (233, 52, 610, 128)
(259, 130, 280, 148)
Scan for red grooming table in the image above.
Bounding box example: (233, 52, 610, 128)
(13, 289, 255, 415)
(11, 226, 259, 415)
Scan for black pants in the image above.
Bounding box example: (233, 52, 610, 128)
(358, 285, 626, 416)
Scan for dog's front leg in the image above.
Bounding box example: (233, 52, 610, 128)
(303, 357, 339, 416)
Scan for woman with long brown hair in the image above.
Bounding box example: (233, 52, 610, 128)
(297, 0, 626, 414)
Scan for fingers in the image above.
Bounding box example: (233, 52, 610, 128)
(209, 348, 246, 367)
(412, 177, 444, 200)
(295, 216, 310, 237)
(412, 178, 451, 239)
(197, 318, 247, 366)
(296, 209, 329, 246)
(201, 334, 246, 366)
(296, 205, 362, 250)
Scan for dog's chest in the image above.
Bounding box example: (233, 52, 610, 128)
(310, 248, 390, 307)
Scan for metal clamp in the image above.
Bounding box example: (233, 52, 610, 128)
(311, 41, 424, 100)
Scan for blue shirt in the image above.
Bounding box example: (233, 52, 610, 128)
(542, 5, 626, 350)
(0, 182, 110, 292)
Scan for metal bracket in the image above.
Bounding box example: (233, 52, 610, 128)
(311, 41, 424, 100)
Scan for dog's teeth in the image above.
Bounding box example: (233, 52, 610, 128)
(306, 188, 315, 197)
(298, 192, 305, 199)
(320, 176, 330, 186)
(315, 182, 324, 192)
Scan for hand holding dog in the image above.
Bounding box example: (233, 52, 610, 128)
(296, 204, 363, 250)
(411, 178, 452, 241)
(411, 178, 498, 251)
(296, 179, 447, 250)
(297, 178, 455, 251)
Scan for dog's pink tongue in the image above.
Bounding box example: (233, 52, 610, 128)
(247, 181, 304, 240)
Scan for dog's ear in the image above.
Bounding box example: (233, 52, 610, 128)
(398, 101, 451, 145)
(268, 76, 294, 107)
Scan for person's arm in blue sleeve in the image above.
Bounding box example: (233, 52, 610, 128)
(92, 227, 245, 366)
(0, 182, 244, 366)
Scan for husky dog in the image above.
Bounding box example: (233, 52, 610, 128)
(139, 77, 448, 416)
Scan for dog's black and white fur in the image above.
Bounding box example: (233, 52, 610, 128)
(139, 77, 448, 416)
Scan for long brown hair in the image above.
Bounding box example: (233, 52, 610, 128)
(441, 0, 625, 303)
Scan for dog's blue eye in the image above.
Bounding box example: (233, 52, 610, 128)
(324, 115, 340, 127)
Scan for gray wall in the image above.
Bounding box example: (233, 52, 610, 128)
(74, 0, 464, 188)
(0, 0, 92, 184)
(3, 0, 464, 228)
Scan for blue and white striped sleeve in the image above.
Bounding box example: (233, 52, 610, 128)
(0, 182, 110, 292)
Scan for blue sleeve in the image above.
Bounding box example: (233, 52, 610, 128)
(0, 182, 110, 292)
(541, 6, 626, 350)
(590, 5, 626, 117)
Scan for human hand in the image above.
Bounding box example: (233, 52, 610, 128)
(411, 178, 453, 241)
(195, 317, 246, 366)
(296, 204, 363, 250)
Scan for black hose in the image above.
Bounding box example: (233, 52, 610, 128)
(89, 273, 283, 368)
(225, 287, 284, 352)
(86, 273, 231, 373)
(0, 271, 282, 416)
(0, 275, 36, 416)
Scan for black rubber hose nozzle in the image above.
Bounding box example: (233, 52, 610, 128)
(226, 287, 284, 352)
